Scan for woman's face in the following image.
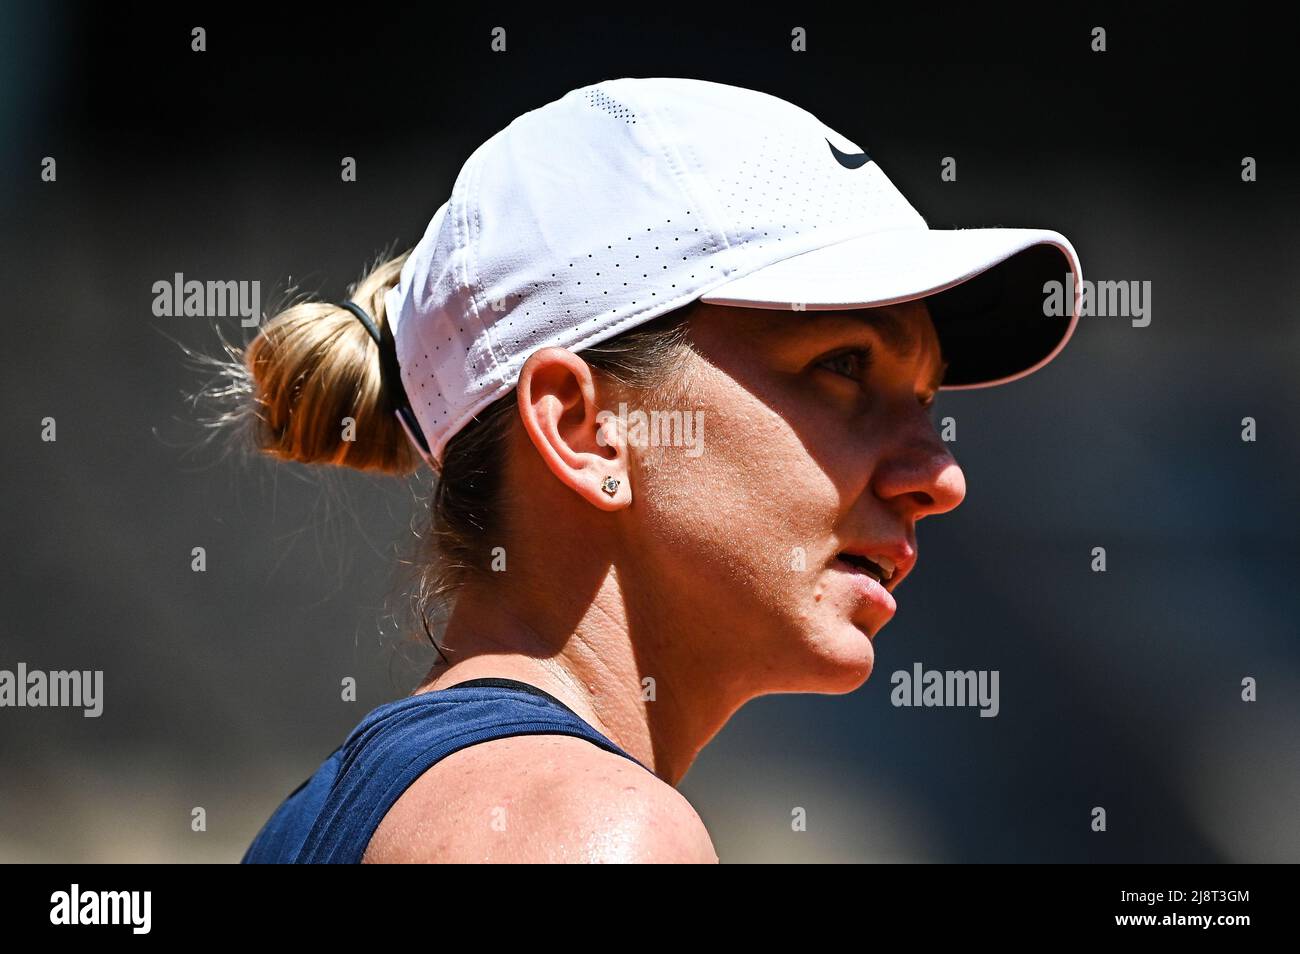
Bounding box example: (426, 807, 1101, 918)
(627, 298, 966, 695)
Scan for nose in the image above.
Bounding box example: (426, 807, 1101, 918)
(871, 423, 967, 519)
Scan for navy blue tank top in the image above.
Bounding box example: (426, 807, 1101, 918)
(241, 677, 651, 863)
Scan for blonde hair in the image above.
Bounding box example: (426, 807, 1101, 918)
(243, 251, 420, 475)
(190, 248, 698, 656)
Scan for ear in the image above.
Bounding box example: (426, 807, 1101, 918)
(515, 347, 630, 511)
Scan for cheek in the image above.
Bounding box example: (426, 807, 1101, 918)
(633, 373, 843, 588)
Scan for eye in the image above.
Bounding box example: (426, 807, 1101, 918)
(816, 346, 872, 382)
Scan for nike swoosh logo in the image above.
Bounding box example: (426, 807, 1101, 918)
(826, 139, 871, 169)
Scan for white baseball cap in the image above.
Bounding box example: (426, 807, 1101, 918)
(385, 76, 1084, 470)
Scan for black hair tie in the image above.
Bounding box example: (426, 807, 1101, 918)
(336, 300, 431, 459)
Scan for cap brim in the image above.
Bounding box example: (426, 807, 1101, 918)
(698, 227, 1082, 388)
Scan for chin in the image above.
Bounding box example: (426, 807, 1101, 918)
(782, 618, 878, 694)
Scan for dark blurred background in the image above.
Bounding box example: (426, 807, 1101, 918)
(1, 6, 1296, 862)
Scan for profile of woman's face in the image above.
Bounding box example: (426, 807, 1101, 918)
(625, 298, 966, 695)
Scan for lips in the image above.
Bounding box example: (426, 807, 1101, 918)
(835, 551, 894, 585)
(831, 555, 898, 625)
(834, 541, 916, 593)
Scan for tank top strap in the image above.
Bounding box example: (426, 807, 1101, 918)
(293, 678, 651, 863)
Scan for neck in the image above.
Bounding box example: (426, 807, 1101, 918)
(418, 567, 746, 787)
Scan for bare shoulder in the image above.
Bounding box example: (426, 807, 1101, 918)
(362, 733, 717, 863)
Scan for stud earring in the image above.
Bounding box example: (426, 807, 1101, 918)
(601, 476, 620, 496)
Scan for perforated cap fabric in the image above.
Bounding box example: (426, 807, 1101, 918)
(384, 76, 1084, 470)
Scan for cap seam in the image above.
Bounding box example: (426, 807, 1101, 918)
(424, 149, 499, 469)
(468, 144, 507, 380)
(633, 85, 734, 262)
(461, 142, 508, 453)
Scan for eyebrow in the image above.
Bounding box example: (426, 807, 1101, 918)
(800, 308, 949, 391)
